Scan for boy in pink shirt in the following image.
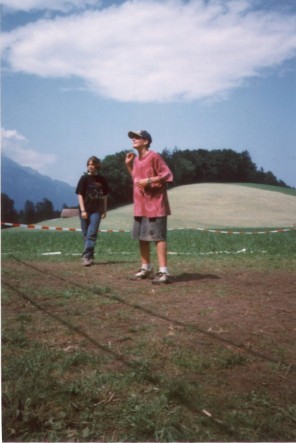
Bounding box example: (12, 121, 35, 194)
(125, 130, 174, 284)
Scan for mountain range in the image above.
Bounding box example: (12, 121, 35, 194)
(1, 155, 77, 211)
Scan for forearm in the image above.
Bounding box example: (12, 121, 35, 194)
(77, 194, 85, 211)
(125, 152, 135, 176)
(103, 195, 108, 212)
(137, 175, 164, 191)
(148, 175, 164, 184)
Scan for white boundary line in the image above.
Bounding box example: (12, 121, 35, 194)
(2, 222, 295, 235)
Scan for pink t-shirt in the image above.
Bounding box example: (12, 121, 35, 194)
(132, 150, 173, 217)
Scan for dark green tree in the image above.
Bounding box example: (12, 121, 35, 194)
(261, 170, 279, 186)
(21, 200, 36, 224)
(237, 150, 257, 182)
(98, 147, 289, 207)
(1, 193, 18, 225)
(171, 149, 195, 184)
(102, 151, 133, 208)
(35, 198, 56, 222)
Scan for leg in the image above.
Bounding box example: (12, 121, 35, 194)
(130, 240, 152, 279)
(132, 217, 151, 268)
(131, 218, 153, 279)
(80, 216, 89, 250)
(152, 240, 171, 284)
(152, 218, 171, 284)
(156, 240, 167, 268)
(139, 240, 150, 265)
(84, 212, 101, 258)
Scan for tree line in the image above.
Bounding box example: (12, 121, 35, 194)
(1, 196, 61, 226)
(101, 147, 288, 207)
(1, 147, 290, 225)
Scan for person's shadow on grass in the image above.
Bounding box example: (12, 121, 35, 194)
(172, 272, 220, 283)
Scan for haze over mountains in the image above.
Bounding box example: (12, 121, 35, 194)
(1, 156, 77, 210)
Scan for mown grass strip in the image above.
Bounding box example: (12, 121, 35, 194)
(2, 228, 296, 260)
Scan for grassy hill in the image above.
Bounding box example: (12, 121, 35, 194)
(44, 183, 296, 230)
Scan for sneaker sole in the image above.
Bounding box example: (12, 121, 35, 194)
(82, 260, 92, 266)
(130, 275, 154, 281)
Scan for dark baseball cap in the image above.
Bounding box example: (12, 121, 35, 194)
(128, 130, 152, 144)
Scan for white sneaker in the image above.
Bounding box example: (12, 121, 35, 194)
(131, 268, 153, 280)
(152, 272, 172, 284)
(81, 257, 92, 266)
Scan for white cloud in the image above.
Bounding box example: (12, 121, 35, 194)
(1, 128, 56, 171)
(2, 0, 296, 102)
(1, 0, 98, 13)
(1, 128, 27, 142)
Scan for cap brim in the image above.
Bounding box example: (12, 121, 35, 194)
(128, 131, 139, 139)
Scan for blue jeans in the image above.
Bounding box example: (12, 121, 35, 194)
(80, 211, 102, 258)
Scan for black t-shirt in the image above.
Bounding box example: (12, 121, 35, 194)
(75, 174, 109, 213)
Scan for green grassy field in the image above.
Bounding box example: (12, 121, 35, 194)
(2, 227, 296, 262)
(2, 182, 296, 442)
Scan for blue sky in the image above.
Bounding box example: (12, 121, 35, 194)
(1, 0, 296, 187)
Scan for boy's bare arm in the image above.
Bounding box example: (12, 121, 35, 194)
(101, 195, 107, 218)
(77, 194, 88, 219)
(125, 152, 135, 175)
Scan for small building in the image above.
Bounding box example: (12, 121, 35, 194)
(60, 208, 79, 218)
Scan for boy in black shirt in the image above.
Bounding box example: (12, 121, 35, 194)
(76, 156, 109, 266)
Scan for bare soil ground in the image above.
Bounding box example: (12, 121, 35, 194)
(3, 257, 296, 411)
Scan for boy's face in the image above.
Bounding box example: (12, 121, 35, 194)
(131, 135, 149, 151)
(87, 161, 98, 174)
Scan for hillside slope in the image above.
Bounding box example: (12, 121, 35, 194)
(167, 183, 296, 228)
(46, 183, 296, 230)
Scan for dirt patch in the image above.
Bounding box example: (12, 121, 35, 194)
(2, 258, 296, 407)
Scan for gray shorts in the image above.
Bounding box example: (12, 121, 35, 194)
(132, 216, 167, 241)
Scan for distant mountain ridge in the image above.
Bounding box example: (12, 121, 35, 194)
(1, 155, 77, 210)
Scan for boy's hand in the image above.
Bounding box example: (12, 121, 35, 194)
(137, 179, 149, 190)
(125, 152, 135, 166)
